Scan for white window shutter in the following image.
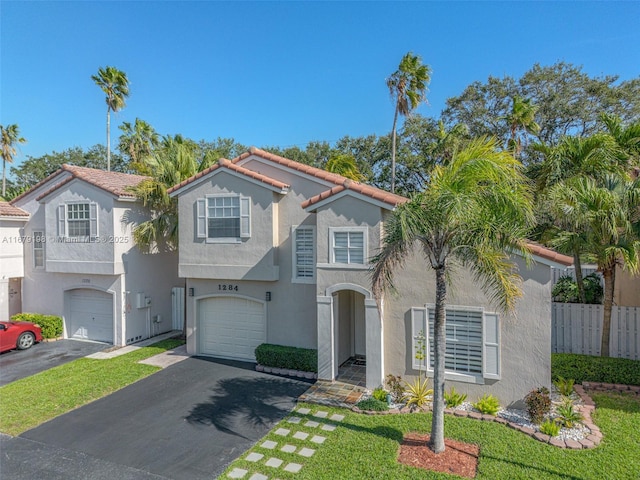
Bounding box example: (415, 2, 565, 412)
(240, 196, 250, 238)
(89, 202, 98, 237)
(58, 205, 66, 237)
(411, 307, 427, 370)
(196, 199, 206, 238)
(483, 312, 501, 380)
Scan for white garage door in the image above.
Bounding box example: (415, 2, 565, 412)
(67, 289, 114, 343)
(198, 296, 265, 361)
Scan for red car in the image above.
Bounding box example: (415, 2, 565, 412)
(0, 321, 43, 353)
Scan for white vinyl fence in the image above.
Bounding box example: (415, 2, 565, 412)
(552, 303, 640, 360)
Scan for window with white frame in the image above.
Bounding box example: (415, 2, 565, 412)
(58, 203, 98, 239)
(330, 227, 366, 265)
(292, 226, 315, 281)
(196, 195, 250, 242)
(33, 231, 44, 268)
(410, 305, 500, 383)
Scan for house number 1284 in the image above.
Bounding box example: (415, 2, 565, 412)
(218, 284, 239, 291)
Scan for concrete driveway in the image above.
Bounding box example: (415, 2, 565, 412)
(0, 339, 108, 386)
(2, 356, 312, 480)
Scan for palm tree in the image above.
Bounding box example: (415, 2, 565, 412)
(118, 118, 160, 170)
(387, 52, 431, 193)
(549, 175, 640, 356)
(1, 124, 26, 197)
(325, 154, 364, 181)
(504, 96, 540, 159)
(92, 66, 130, 172)
(371, 137, 534, 453)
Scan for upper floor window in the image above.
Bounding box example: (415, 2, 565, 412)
(196, 195, 250, 242)
(33, 231, 44, 268)
(58, 203, 98, 240)
(330, 227, 366, 265)
(292, 226, 315, 282)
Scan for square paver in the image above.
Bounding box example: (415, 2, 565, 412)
(265, 457, 284, 468)
(298, 447, 315, 458)
(287, 416, 302, 424)
(304, 420, 320, 428)
(330, 414, 345, 422)
(297, 407, 311, 414)
(261, 440, 278, 450)
(310, 435, 326, 444)
(281, 444, 296, 453)
(292, 431, 309, 440)
(284, 463, 303, 473)
(321, 423, 336, 432)
(249, 474, 268, 480)
(228, 468, 248, 479)
(274, 428, 290, 436)
(313, 411, 328, 418)
(245, 452, 264, 462)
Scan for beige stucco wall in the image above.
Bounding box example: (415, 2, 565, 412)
(614, 266, 640, 307)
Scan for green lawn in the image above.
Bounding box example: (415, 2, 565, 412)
(223, 392, 640, 479)
(0, 339, 183, 436)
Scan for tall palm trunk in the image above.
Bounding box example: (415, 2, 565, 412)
(573, 251, 586, 304)
(106, 106, 111, 172)
(600, 267, 615, 357)
(2, 158, 6, 197)
(430, 266, 447, 453)
(390, 105, 399, 194)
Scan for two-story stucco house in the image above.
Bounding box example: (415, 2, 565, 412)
(0, 201, 30, 320)
(169, 147, 573, 405)
(10, 165, 181, 345)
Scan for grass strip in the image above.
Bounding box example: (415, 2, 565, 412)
(0, 339, 183, 436)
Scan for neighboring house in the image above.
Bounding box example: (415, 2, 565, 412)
(0, 201, 30, 320)
(169, 147, 573, 404)
(615, 267, 640, 307)
(10, 165, 181, 345)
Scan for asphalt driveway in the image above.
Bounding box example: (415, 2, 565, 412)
(0, 339, 108, 386)
(2, 356, 311, 480)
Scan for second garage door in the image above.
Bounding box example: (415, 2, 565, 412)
(198, 296, 265, 361)
(67, 289, 114, 343)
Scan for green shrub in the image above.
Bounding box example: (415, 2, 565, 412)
(552, 353, 640, 386)
(372, 388, 388, 402)
(254, 343, 317, 373)
(385, 374, 404, 402)
(11, 312, 62, 339)
(552, 273, 603, 304)
(539, 419, 561, 437)
(473, 394, 500, 415)
(556, 399, 583, 428)
(444, 386, 467, 408)
(356, 398, 389, 411)
(403, 377, 433, 408)
(553, 376, 575, 397)
(524, 387, 551, 424)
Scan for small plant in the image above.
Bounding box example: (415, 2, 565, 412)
(356, 398, 389, 411)
(553, 376, 575, 397)
(385, 374, 404, 402)
(402, 377, 433, 408)
(472, 394, 500, 415)
(524, 387, 552, 424)
(556, 399, 583, 428)
(539, 419, 561, 437)
(372, 387, 388, 403)
(444, 386, 467, 408)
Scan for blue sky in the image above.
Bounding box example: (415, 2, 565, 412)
(2, 1, 639, 174)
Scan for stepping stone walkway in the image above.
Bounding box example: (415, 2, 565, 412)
(226, 405, 345, 478)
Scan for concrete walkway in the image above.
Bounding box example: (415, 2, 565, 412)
(86, 331, 183, 360)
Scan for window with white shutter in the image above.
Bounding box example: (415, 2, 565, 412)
(197, 194, 251, 242)
(292, 226, 315, 282)
(58, 203, 98, 240)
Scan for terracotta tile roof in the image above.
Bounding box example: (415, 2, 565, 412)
(236, 147, 407, 209)
(10, 168, 67, 204)
(34, 165, 148, 201)
(167, 158, 290, 195)
(526, 242, 573, 266)
(0, 201, 29, 218)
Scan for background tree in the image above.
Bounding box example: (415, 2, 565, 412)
(387, 52, 431, 193)
(92, 66, 130, 172)
(372, 137, 533, 453)
(504, 96, 540, 158)
(1, 124, 26, 197)
(324, 154, 364, 181)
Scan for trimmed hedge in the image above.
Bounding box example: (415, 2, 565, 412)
(255, 343, 317, 373)
(552, 353, 640, 386)
(11, 313, 63, 339)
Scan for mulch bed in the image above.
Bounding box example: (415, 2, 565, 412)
(398, 432, 480, 479)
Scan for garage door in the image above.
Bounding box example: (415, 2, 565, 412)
(198, 296, 265, 361)
(67, 289, 113, 343)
